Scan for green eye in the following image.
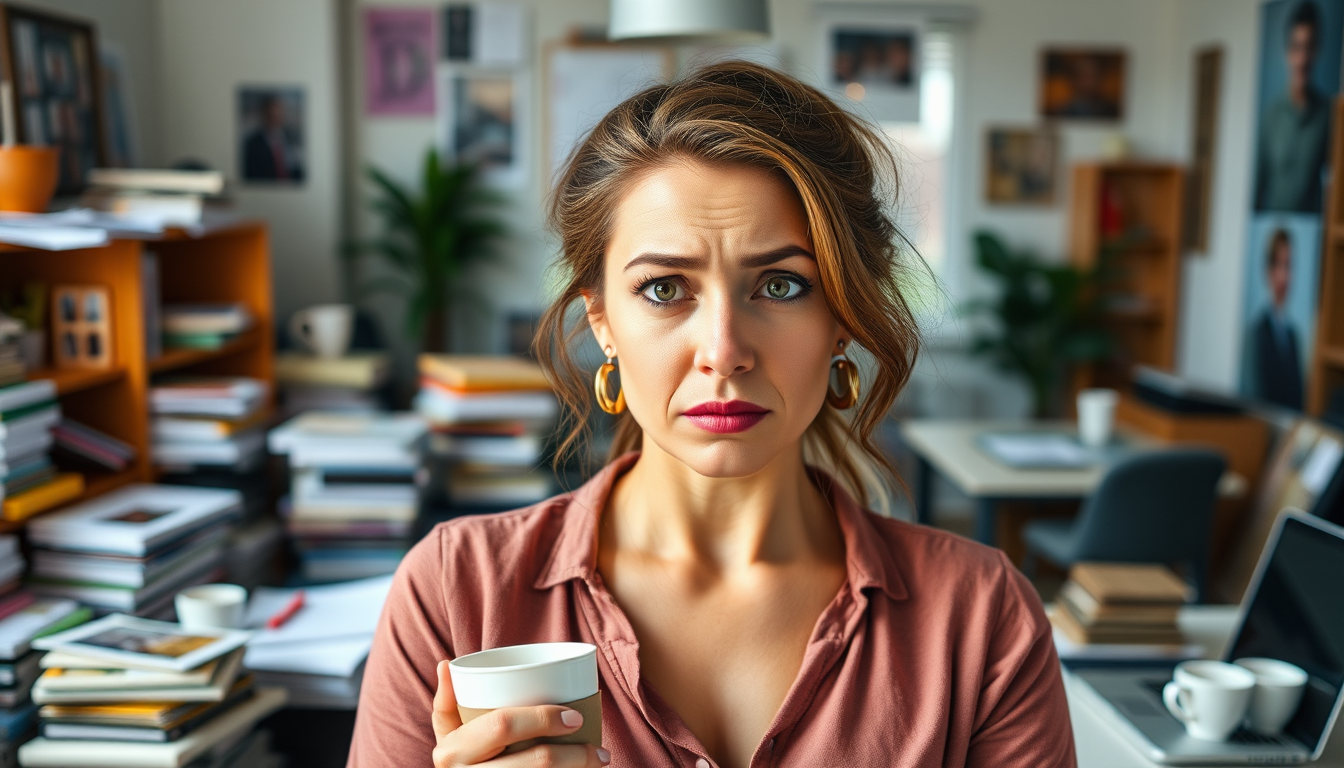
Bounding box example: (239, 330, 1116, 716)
(643, 279, 682, 302)
(762, 276, 801, 300)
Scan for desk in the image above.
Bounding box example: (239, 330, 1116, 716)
(1068, 606, 1344, 767)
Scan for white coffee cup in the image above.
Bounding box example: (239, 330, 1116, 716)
(1077, 388, 1120, 448)
(1234, 657, 1309, 735)
(174, 584, 248, 632)
(289, 304, 353, 358)
(1163, 660, 1257, 741)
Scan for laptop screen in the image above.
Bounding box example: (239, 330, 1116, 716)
(1227, 515, 1344, 752)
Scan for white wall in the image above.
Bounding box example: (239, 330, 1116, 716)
(155, 0, 344, 324)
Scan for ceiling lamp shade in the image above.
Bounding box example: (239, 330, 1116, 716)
(608, 0, 770, 44)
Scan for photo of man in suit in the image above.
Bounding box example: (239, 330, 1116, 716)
(240, 91, 305, 183)
(1254, 1, 1331, 212)
(1246, 228, 1305, 409)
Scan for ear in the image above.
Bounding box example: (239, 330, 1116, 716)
(582, 291, 615, 356)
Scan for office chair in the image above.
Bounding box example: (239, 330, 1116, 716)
(1021, 448, 1226, 603)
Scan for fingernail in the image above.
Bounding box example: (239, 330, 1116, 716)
(561, 709, 583, 728)
(597, 747, 611, 764)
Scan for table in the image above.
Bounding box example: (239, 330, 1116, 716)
(1067, 606, 1344, 767)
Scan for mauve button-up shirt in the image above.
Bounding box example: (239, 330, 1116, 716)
(347, 453, 1077, 767)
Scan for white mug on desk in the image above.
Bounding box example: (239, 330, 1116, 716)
(1162, 660, 1257, 741)
(1077, 388, 1119, 448)
(289, 304, 353, 358)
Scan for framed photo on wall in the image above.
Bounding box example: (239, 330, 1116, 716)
(985, 126, 1058, 205)
(237, 86, 306, 185)
(816, 6, 921, 122)
(0, 4, 106, 194)
(1039, 48, 1126, 120)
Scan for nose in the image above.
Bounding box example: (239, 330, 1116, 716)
(692, 288, 755, 378)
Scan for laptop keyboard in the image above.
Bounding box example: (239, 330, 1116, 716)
(1138, 679, 1293, 746)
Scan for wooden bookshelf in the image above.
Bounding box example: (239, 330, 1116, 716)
(1308, 97, 1344, 414)
(1068, 162, 1185, 390)
(0, 221, 274, 524)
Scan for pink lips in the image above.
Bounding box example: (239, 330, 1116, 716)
(682, 400, 770, 434)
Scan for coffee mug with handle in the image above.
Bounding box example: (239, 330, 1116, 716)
(1162, 660, 1257, 741)
(289, 304, 353, 358)
(1234, 657, 1309, 736)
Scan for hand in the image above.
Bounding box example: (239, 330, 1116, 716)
(431, 660, 611, 767)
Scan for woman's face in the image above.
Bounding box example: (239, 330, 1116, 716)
(587, 159, 846, 478)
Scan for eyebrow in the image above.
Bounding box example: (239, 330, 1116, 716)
(622, 245, 815, 273)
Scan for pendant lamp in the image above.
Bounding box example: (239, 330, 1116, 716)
(608, 0, 770, 44)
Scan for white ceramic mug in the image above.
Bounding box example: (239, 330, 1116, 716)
(289, 304, 353, 358)
(1234, 657, 1309, 735)
(1077, 388, 1120, 448)
(174, 583, 248, 632)
(1163, 660, 1257, 741)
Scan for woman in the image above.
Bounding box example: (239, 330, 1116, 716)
(347, 61, 1075, 768)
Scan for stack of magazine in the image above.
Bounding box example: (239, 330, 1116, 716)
(19, 614, 285, 768)
(1, 380, 83, 525)
(25, 486, 241, 618)
(150, 378, 269, 470)
(0, 598, 89, 768)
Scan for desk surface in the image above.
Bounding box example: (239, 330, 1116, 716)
(1067, 606, 1344, 767)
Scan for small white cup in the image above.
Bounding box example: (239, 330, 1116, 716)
(174, 583, 248, 632)
(289, 304, 353, 358)
(1163, 660, 1257, 741)
(1234, 657, 1309, 736)
(1077, 388, 1119, 448)
(449, 642, 597, 710)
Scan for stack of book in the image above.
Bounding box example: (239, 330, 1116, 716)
(415, 356, 557, 509)
(1051, 562, 1192, 646)
(21, 613, 285, 768)
(25, 485, 241, 619)
(0, 381, 82, 525)
(268, 412, 427, 582)
(51, 420, 137, 475)
(0, 598, 89, 768)
(275, 351, 390, 416)
(162, 304, 252, 351)
(0, 536, 21, 600)
(80, 168, 226, 228)
(0, 316, 22, 387)
(150, 377, 269, 470)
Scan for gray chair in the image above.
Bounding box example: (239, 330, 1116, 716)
(1021, 448, 1226, 603)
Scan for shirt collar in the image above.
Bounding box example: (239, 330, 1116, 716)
(535, 452, 909, 602)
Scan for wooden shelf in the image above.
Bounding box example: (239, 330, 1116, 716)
(1319, 345, 1344, 368)
(27, 366, 126, 396)
(149, 329, 262, 374)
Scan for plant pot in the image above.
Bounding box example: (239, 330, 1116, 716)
(0, 145, 59, 213)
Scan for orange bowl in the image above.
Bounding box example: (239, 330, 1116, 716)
(0, 145, 58, 213)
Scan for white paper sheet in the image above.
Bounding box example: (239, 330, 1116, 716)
(242, 574, 392, 646)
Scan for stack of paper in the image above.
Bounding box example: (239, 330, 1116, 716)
(0, 381, 83, 525)
(150, 378, 269, 470)
(242, 575, 391, 708)
(19, 614, 285, 767)
(26, 486, 241, 618)
(0, 598, 89, 764)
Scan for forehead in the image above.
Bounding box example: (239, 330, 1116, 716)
(607, 160, 811, 256)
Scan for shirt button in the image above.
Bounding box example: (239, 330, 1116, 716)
(695, 760, 711, 768)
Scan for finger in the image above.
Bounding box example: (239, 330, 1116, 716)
(432, 660, 462, 742)
(448, 705, 587, 765)
(487, 743, 610, 768)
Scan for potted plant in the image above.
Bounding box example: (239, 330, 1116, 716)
(961, 231, 1113, 418)
(346, 147, 507, 352)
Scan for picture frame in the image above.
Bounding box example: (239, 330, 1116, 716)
(0, 3, 107, 194)
(51, 283, 111, 370)
(985, 126, 1058, 205)
(1039, 48, 1126, 121)
(237, 86, 306, 185)
(816, 7, 922, 123)
(437, 64, 529, 190)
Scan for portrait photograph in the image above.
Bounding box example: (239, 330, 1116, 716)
(438, 67, 525, 188)
(820, 18, 921, 122)
(1239, 215, 1322, 411)
(238, 86, 306, 184)
(985, 127, 1058, 205)
(1039, 48, 1126, 120)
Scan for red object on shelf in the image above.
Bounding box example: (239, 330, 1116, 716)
(1100, 179, 1124, 240)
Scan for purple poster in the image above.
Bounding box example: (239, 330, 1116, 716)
(364, 8, 436, 116)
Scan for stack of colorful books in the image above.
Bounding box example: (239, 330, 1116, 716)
(268, 412, 427, 582)
(150, 378, 269, 470)
(25, 486, 241, 619)
(0, 381, 83, 525)
(161, 304, 252, 351)
(0, 598, 89, 768)
(20, 613, 285, 768)
(1051, 562, 1191, 645)
(50, 420, 137, 475)
(415, 356, 557, 509)
(274, 351, 389, 416)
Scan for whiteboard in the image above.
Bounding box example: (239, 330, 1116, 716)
(544, 45, 671, 186)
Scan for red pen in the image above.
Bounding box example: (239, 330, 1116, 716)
(266, 590, 305, 630)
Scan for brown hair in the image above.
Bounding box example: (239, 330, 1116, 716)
(536, 60, 922, 507)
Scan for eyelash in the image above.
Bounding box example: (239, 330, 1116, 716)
(631, 272, 815, 307)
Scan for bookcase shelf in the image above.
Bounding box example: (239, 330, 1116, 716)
(0, 222, 274, 526)
(1309, 97, 1344, 414)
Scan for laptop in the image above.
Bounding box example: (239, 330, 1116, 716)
(1070, 511, 1344, 765)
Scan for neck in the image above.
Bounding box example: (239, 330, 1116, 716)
(1291, 81, 1309, 108)
(603, 437, 842, 574)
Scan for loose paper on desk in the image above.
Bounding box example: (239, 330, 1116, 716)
(243, 574, 391, 646)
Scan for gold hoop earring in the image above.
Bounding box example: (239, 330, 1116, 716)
(594, 349, 626, 415)
(827, 342, 860, 410)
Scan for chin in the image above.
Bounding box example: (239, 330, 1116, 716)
(648, 429, 792, 480)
